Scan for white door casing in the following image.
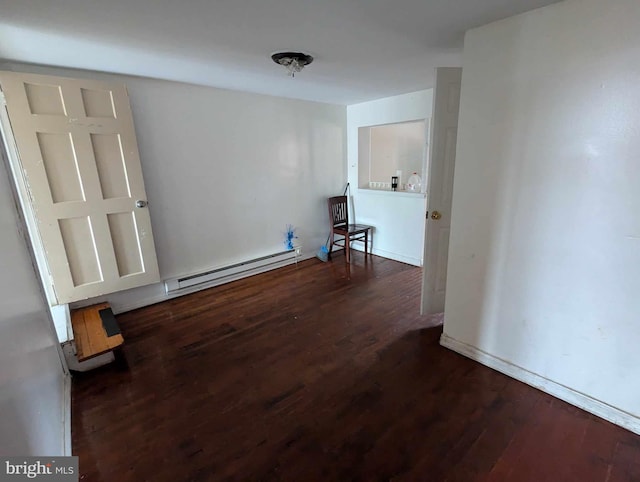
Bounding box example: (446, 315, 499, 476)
(0, 71, 160, 304)
(421, 67, 462, 315)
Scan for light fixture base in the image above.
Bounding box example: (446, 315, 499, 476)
(271, 51, 314, 77)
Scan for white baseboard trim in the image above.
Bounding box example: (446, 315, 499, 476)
(110, 292, 170, 315)
(440, 333, 640, 436)
(110, 253, 316, 315)
(349, 244, 422, 267)
(62, 374, 71, 456)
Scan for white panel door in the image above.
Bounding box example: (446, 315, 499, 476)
(0, 71, 159, 304)
(421, 68, 462, 314)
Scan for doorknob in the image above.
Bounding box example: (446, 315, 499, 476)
(431, 210, 442, 220)
(136, 200, 148, 208)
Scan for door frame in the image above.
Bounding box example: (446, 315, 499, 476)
(0, 96, 68, 372)
(0, 89, 57, 305)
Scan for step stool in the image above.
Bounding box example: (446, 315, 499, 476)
(65, 303, 124, 372)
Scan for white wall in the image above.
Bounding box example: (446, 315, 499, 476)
(347, 90, 432, 266)
(4, 63, 347, 316)
(444, 0, 640, 432)
(0, 148, 68, 455)
(122, 77, 346, 276)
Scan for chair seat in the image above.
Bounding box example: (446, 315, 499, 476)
(334, 224, 372, 235)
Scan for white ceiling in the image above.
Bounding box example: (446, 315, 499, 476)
(0, 0, 560, 105)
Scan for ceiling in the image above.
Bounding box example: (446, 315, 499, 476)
(0, 0, 561, 105)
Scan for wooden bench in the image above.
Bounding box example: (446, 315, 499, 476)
(71, 303, 124, 362)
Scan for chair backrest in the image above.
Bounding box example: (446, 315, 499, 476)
(328, 196, 348, 229)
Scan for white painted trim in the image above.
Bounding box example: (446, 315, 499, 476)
(110, 253, 317, 314)
(62, 374, 71, 456)
(62, 341, 115, 372)
(440, 333, 640, 436)
(356, 188, 426, 199)
(349, 244, 422, 267)
(0, 86, 58, 305)
(109, 290, 169, 314)
(50, 304, 72, 343)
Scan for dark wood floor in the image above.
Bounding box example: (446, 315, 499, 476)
(72, 254, 640, 481)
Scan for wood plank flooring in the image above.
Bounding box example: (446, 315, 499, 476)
(72, 254, 640, 481)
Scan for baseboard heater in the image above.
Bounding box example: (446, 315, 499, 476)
(164, 250, 297, 295)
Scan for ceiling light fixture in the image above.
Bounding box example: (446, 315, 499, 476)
(271, 51, 314, 78)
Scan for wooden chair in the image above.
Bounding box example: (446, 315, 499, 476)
(327, 196, 373, 263)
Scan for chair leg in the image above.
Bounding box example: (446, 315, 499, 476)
(328, 233, 334, 259)
(345, 235, 350, 264)
(364, 231, 368, 256)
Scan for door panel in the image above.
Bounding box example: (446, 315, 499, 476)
(108, 212, 145, 277)
(24, 82, 66, 115)
(0, 71, 159, 304)
(91, 133, 131, 199)
(421, 68, 462, 314)
(37, 132, 84, 202)
(81, 87, 116, 118)
(59, 216, 103, 286)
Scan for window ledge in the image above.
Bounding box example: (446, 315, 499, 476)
(357, 188, 426, 199)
